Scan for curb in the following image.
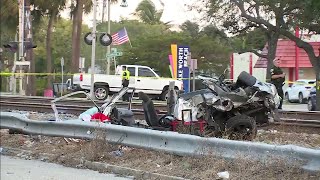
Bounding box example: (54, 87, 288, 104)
(1, 146, 187, 180)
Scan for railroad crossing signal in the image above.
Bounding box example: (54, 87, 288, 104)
(84, 32, 112, 46)
(3, 41, 36, 52)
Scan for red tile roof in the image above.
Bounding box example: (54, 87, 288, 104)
(254, 39, 320, 68)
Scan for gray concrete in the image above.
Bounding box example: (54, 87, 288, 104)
(283, 103, 308, 111)
(1, 155, 133, 180)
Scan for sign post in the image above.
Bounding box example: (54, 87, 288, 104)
(90, 0, 97, 99)
(188, 56, 197, 92)
(60, 57, 64, 97)
(106, 50, 123, 72)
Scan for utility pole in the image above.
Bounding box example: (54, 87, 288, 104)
(10, 34, 18, 94)
(25, 0, 35, 96)
(106, 0, 111, 75)
(90, 0, 97, 98)
(101, 0, 107, 22)
(18, 0, 26, 95)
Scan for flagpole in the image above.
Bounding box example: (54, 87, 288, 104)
(124, 27, 132, 48)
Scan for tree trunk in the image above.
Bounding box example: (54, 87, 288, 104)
(75, 0, 83, 72)
(25, 0, 36, 96)
(71, 0, 83, 73)
(71, 6, 78, 73)
(265, 31, 280, 82)
(46, 11, 56, 89)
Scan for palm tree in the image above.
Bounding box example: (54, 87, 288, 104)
(180, 21, 200, 38)
(31, 0, 66, 88)
(134, 0, 163, 25)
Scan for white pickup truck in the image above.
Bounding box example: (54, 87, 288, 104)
(71, 65, 184, 100)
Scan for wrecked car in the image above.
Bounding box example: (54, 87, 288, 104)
(52, 82, 271, 141)
(174, 70, 280, 140)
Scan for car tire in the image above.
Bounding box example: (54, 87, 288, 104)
(237, 71, 257, 87)
(298, 92, 304, 104)
(285, 92, 293, 103)
(160, 89, 169, 101)
(285, 93, 289, 101)
(225, 115, 257, 141)
(94, 85, 109, 100)
(308, 98, 316, 111)
(253, 111, 269, 125)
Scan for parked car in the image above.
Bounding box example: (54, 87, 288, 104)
(307, 86, 317, 111)
(284, 79, 316, 103)
(71, 65, 183, 100)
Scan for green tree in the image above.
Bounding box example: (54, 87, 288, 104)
(200, 0, 320, 109)
(31, 0, 66, 88)
(200, 0, 283, 79)
(70, 0, 93, 73)
(134, 0, 163, 25)
(0, 0, 19, 32)
(180, 21, 200, 38)
(230, 29, 267, 54)
(108, 21, 231, 76)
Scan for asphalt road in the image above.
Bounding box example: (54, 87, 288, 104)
(1, 155, 133, 180)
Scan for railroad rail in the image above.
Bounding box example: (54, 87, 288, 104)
(1, 95, 320, 128)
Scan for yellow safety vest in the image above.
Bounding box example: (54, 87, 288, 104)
(122, 70, 130, 80)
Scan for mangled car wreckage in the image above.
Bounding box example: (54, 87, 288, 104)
(174, 70, 280, 140)
(51, 71, 280, 141)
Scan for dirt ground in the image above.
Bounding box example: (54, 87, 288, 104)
(18, 111, 320, 148)
(2, 111, 320, 179)
(1, 129, 319, 180)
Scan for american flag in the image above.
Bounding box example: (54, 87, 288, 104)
(111, 28, 130, 46)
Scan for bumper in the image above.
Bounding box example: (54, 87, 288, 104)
(69, 84, 84, 92)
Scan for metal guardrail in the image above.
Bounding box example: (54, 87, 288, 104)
(0, 112, 319, 172)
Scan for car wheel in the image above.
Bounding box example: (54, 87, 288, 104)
(225, 115, 257, 141)
(94, 85, 109, 100)
(285, 92, 293, 103)
(298, 93, 304, 104)
(160, 89, 169, 101)
(307, 98, 315, 111)
(285, 93, 289, 101)
(253, 111, 269, 125)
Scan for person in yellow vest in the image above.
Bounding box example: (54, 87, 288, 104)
(121, 66, 130, 101)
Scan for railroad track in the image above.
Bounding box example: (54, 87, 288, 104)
(1, 95, 320, 128)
